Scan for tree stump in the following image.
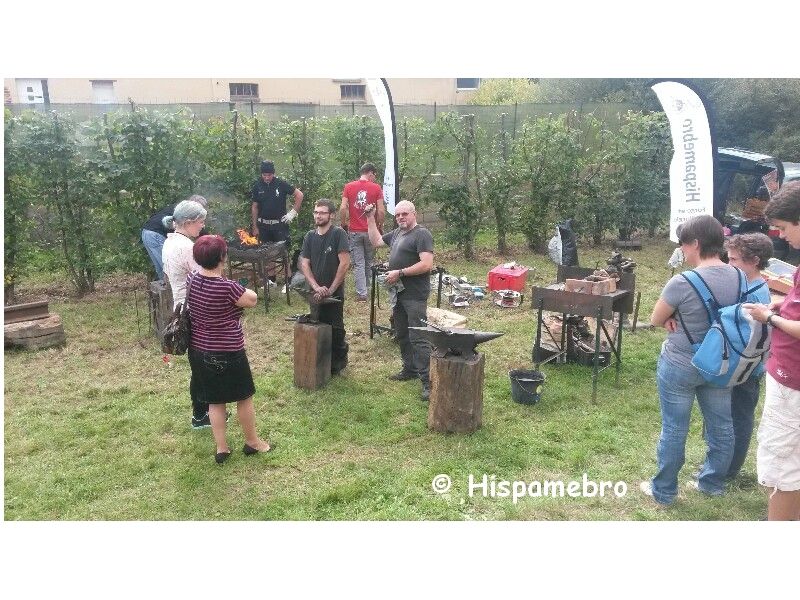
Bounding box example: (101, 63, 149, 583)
(4, 314, 66, 350)
(293, 321, 332, 390)
(428, 351, 485, 434)
(149, 280, 173, 338)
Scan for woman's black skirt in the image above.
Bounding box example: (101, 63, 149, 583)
(188, 348, 256, 404)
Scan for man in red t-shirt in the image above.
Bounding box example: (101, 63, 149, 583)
(340, 162, 385, 301)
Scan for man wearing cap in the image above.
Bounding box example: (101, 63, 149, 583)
(341, 162, 385, 301)
(251, 160, 304, 281)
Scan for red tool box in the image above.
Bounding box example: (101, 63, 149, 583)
(487, 264, 530, 292)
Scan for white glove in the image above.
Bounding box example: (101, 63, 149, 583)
(668, 247, 684, 268)
(281, 208, 298, 224)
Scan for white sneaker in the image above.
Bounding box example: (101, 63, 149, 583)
(280, 285, 287, 293)
(266, 280, 277, 287)
(639, 481, 654, 497)
(686, 480, 699, 491)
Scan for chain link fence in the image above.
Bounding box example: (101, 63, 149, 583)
(6, 100, 637, 136)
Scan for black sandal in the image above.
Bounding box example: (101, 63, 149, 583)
(243, 442, 273, 456)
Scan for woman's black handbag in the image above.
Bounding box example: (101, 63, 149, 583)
(161, 276, 193, 355)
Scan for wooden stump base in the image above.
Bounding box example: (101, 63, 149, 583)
(4, 314, 66, 350)
(294, 321, 332, 390)
(149, 280, 173, 338)
(428, 351, 485, 434)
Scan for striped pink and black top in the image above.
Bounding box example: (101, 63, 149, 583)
(186, 273, 247, 352)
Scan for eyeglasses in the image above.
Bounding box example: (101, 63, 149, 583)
(395, 212, 411, 216)
(313, 210, 330, 215)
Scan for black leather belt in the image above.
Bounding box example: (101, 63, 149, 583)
(258, 218, 280, 225)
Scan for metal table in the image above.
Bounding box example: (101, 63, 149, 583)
(531, 265, 635, 403)
(227, 242, 291, 313)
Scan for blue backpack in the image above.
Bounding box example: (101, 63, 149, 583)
(678, 268, 771, 387)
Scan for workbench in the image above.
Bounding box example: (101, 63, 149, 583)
(531, 265, 635, 402)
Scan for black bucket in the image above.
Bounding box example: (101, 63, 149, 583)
(509, 369, 545, 405)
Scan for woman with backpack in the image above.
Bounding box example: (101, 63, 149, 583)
(744, 180, 800, 520)
(723, 233, 773, 481)
(642, 215, 743, 506)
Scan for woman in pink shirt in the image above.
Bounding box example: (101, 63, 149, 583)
(745, 181, 800, 520)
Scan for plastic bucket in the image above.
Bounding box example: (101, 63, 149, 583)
(509, 369, 545, 405)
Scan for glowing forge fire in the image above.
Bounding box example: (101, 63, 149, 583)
(236, 228, 259, 246)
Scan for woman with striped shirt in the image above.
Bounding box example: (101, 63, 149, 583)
(187, 235, 272, 464)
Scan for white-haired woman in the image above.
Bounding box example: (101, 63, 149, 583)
(162, 198, 211, 429)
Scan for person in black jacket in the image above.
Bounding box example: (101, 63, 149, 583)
(141, 195, 207, 280)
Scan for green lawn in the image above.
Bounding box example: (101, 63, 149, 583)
(3, 234, 767, 520)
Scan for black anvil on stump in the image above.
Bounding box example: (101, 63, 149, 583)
(409, 324, 504, 434)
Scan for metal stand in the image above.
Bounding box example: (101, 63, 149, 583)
(369, 265, 445, 339)
(531, 266, 635, 403)
(227, 246, 290, 313)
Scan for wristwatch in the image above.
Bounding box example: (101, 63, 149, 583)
(399, 268, 405, 278)
(767, 312, 777, 327)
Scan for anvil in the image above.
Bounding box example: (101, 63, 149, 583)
(409, 322, 504, 358)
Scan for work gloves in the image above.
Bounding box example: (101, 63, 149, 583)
(281, 208, 298, 224)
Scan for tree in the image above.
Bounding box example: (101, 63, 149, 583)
(613, 111, 670, 240)
(396, 116, 448, 207)
(467, 79, 540, 105)
(4, 111, 36, 302)
(699, 79, 800, 160)
(326, 115, 384, 181)
(22, 112, 99, 294)
(436, 113, 484, 259)
(511, 113, 582, 252)
(534, 78, 658, 108)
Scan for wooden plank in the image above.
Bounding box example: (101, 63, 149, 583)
(5, 314, 66, 350)
(4, 300, 49, 324)
(293, 322, 332, 390)
(614, 239, 642, 250)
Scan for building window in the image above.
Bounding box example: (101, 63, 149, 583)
(91, 80, 116, 104)
(456, 78, 480, 90)
(340, 84, 366, 101)
(229, 83, 259, 102)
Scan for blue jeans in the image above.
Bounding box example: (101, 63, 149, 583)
(728, 373, 762, 478)
(651, 354, 734, 504)
(141, 229, 166, 280)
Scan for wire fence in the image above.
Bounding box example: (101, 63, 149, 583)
(6, 100, 639, 137)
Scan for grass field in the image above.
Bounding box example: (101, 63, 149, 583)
(3, 233, 768, 520)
